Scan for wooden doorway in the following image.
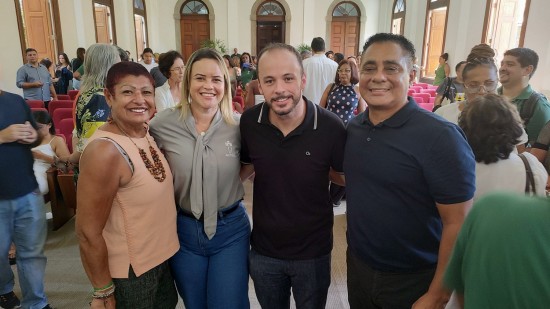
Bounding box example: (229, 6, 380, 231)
(330, 2, 360, 57)
(92, 0, 116, 44)
(482, 0, 530, 64)
(15, 0, 64, 63)
(257, 22, 283, 54)
(422, 0, 449, 78)
(256, 1, 285, 54)
(180, 0, 210, 62)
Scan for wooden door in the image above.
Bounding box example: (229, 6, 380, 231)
(257, 22, 282, 54)
(180, 15, 209, 62)
(392, 18, 403, 35)
(426, 9, 447, 77)
(94, 6, 111, 43)
(330, 18, 359, 57)
(22, 0, 55, 61)
(135, 15, 146, 58)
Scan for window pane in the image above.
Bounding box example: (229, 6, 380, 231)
(182, 1, 208, 15)
(394, 0, 405, 13)
(259, 1, 284, 16)
(333, 2, 359, 17)
(134, 0, 144, 10)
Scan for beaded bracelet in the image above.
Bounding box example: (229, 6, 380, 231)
(93, 281, 113, 292)
(92, 286, 115, 299)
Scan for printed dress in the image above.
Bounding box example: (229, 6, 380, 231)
(326, 84, 360, 125)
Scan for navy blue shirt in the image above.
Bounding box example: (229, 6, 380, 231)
(344, 98, 475, 271)
(240, 98, 346, 259)
(0, 91, 39, 199)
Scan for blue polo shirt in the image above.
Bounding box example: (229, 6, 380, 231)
(240, 98, 346, 259)
(0, 91, 39, 199)
(344, 98, 475, 272)
(16, 63, 53, 101)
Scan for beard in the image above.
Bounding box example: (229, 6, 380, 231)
(266, 93, 301, 116)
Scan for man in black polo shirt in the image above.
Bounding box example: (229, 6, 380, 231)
(240, 43, 346, 309)
(344, 33, 475, 309)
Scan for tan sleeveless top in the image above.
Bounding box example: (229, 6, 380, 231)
(87, 129, 179, 278)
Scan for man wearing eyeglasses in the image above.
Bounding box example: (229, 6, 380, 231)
(498, 48, 550, 145)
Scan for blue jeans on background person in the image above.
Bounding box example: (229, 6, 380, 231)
(249, 249, 331, 309)
(170, 202, 251, 309)
(0, 191, 48, 309)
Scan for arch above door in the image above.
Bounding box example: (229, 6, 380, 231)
(173, 0, 215, 61)
(250, 0, 291, 56)
(325, 0, 366, 57)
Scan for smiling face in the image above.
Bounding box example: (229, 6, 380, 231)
(499, 55, 530, 87)
(188, 58, 225, 113)
(258, 48, 305, 118)
(105, 75, 155, 126)
(359, 41, 413, 112)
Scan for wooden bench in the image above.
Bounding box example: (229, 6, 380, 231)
(46, 167, 76, 230)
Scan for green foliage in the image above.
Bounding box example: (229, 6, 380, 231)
(296, 43, 312, 53)
(200, 39, 227, 54)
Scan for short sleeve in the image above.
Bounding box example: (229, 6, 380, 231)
(533, 121, 550, 150)
(525, 98, 550, 143)
(423, 124, 476, 204)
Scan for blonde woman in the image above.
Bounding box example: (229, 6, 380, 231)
(150, 48, 251, 309)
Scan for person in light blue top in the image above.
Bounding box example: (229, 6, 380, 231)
(16, 48, 57, 105)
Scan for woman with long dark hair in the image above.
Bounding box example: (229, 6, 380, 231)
(54, 52, 73, 94)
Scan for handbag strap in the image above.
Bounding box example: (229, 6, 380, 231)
(518, 153, 536, 195)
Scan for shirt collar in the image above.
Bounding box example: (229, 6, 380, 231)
(257, 96, 318, 132)
(360, 96, 420, 128)
(497, 85, 533, 100)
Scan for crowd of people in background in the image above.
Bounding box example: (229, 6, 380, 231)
(2, 31, 550, 309)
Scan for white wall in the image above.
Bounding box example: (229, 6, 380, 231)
(1, 0, 549, 96)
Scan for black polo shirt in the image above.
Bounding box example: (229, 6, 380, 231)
(240, 98, 346, 260)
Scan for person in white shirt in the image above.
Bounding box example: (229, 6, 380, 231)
(138, 47, 158, 72)
(458, 93, 547, 200)
(302, 37, 338, 104)
(155, 51, 184, 113)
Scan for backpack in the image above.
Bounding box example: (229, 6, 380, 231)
(520, 91, 546, 126)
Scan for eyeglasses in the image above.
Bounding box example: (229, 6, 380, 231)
(338, 69, 351, 73)
(170, 66, 185, 72)
(464, 82, 498, 94)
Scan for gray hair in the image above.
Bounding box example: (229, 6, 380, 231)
(81, 44, 120, 93)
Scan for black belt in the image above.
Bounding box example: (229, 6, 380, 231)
(178, 200, 242, 222)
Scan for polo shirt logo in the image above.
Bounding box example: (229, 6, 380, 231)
(225, 141, 238, 157)
(306, 151, 311, 156)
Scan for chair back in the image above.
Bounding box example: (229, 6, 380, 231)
(421, 89, 436, 97)
(27, 100, 44, 108)
(68, 90, 79, 100)
(48, 100, 73, 116)
(418, 102, 434, 111)
(53, 108, 73, 134)
(31, 107, 48, 113)
(58, 118, 75, 152)
(57, 94, 71, 100)
(412, 96, 425, 103)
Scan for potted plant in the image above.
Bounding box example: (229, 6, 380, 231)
(200, 39, 228, 54)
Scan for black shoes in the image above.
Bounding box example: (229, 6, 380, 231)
(0, 291, 21, 309)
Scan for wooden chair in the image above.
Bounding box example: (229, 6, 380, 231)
(46, 167, 75, 230)
(27, 100, 44, 108)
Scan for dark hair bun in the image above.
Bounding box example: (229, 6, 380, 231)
(467, 44, 495, 62)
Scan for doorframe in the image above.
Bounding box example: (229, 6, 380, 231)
(251, 0, 291, 56)
(481, 0, 531, 47)
(256, 20, 284, 55)
(174, 0, 215, 56)
(15, 0, 64, 62)
(92, 0, 117, 44)
(325, 0, 365, 56)
(420, 0, 450, 79)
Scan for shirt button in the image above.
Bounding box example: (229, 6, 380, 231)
(367, 137, 371, 142)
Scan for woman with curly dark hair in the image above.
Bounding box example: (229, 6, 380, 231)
(458, 93, 547, 199)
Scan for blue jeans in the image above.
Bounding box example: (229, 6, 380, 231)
(249, 249, 331, 309)
(170, 202, 251, 309)
(0, 191, 48, 309)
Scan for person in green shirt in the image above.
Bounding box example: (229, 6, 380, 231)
(444, 192, 550, 308)
(498, 47, 550, 145)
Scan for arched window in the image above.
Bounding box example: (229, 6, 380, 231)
(392, 0, 406, 35)
(181, 0, 208, 14)
(133, 0, 148, 60)
(256, 1, 285, 53)
(330, 2, 360, 57)
(332, 2, 359, 17)
(180, 0, 210, 61)
(93, 0, 116, 44)
(421, 0, 449, 78)
(482, 0, 531, 65)
(258, 1, 284, 15)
